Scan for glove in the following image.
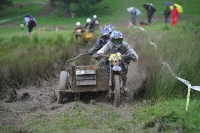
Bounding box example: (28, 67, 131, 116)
(124, 54, 138, 64)
(93, 53, 100, 59)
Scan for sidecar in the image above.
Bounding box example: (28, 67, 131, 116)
(81, 32, 95, 42)
(57, 53, 109, 103)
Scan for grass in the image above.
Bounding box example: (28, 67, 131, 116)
(1, 99, 200, 133)
(0, 31, 80, 93)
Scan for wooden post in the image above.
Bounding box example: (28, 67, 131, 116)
(138, 24, 140, 32)
(38, 28, 40, 35)
(43, 27, 46, 33)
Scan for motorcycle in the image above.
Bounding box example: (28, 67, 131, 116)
(94, 52, 127, 107)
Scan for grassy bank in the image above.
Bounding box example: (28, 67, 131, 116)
(0, 31, 80, 95)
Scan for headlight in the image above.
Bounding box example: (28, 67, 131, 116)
(112, 61, 118, 66)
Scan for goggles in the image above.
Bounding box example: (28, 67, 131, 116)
(112, 38, 123, 44)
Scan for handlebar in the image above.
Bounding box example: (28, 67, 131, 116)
(66, 53, 90, 66)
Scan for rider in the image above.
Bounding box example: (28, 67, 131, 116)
(88, 26, 111, 55)
(94, 31, 138, 92)
(92, 15, 100, 29)
(73, 22, 85, 40)
(85, 18, 94, 32)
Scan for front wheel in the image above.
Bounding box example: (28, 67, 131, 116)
(113, 75, 121, 107)
(57, 71, 69, 104)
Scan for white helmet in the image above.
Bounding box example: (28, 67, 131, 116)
(76, 22, 81, 26)
(93, 15, 97, 19)
(86, 18, 91, 23)
(110, 31, 123, 47)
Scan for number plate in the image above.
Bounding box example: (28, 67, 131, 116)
(76, 70, 96, 75)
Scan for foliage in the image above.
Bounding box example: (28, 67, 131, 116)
(0, 0, 13, 11)
(49, 0, 102, 16)
(0, 31, 79, 95)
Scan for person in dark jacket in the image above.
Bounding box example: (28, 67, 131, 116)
(164, 7, 171, 23)
(27, 18, 34, 33)
(88, 26, 111, 55)
(145, 4, 156, 24)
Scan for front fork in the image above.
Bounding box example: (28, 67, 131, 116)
(108, 63, 123, 94)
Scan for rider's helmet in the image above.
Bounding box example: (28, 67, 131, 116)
(86, 18, 91, 23)
(108, 24, 113, 34)
(93, 15, 97, 19)
(76, 22, 81, 26)
(110, 31, 123, 47)
(101, 27, 110, 42)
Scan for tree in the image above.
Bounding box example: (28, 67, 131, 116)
(50, 0, 103, 16)
(0, 0, 13, 11)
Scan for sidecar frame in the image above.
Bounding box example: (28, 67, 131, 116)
(57, 53, 109, 103)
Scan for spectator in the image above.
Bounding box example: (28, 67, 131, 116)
(130, 8, 137, 26)
(145, 4, 156, 24)
(27, 18, 34, 33)
(164, 7, 171, 23)
(171, 6, 179, 26)
(20, 22, 25, 30)
(20, 3, 23, 9)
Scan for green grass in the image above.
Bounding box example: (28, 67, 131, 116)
(1, 99, 200, 132)
(0, 31, 80, 91)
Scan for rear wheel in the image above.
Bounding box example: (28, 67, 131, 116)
(113, 75, 121, 107)
(57, 71, 69, 104)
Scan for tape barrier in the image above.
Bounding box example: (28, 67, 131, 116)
(0, 40, 10, 45)
(128, 22, 147, 32)
(128, 21, 200, 111)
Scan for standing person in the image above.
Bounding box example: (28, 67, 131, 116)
(27, 18, 34, 33)
(130, 8, 137, 26)
(145, 4, 156, 24)
(94, 31, 138, 92)
(20, 22, 25, 30)
(171, 6, 179, 26)
(164, 7, 171, 23)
